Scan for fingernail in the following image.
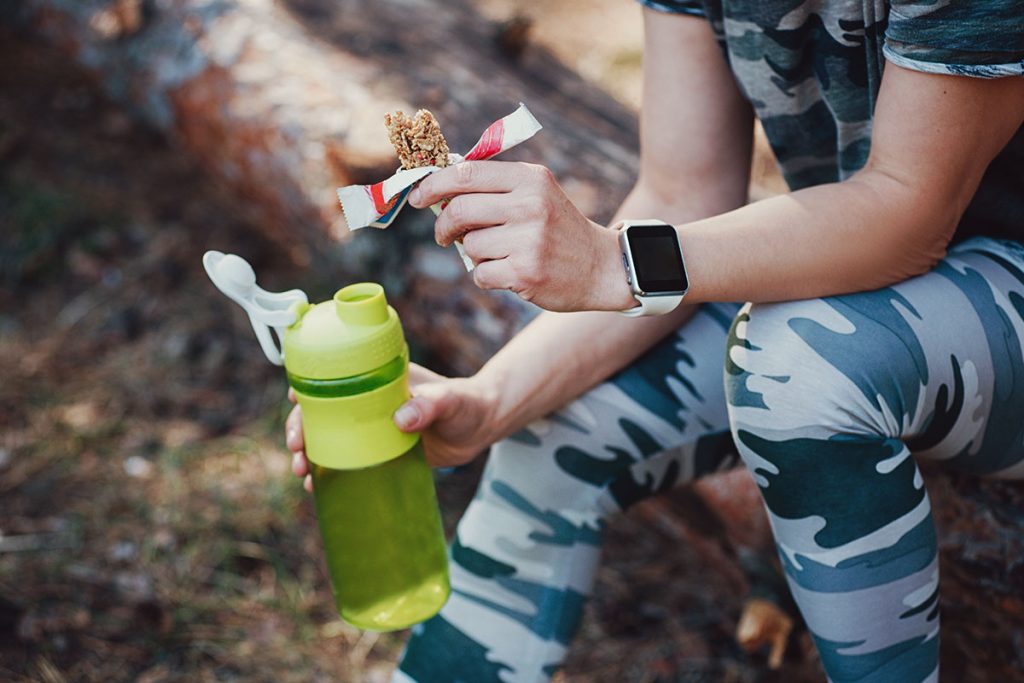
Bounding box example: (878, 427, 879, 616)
(409, 188, 422, 206)
(286, 428, 296, 445)
(394, 404, 419, 430)
(291, 451, 303, 475)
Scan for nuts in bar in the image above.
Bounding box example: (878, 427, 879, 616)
(384, 109, 450, 170)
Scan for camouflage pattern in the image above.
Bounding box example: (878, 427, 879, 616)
(726, 236, 1024, 682)
(394, 303, 743, 682)
(638, 0, 1024, 243)
(393, 238, 1024, 682)
(388, 3, 1024, 677)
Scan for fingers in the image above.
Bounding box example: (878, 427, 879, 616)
(393, 381, 459, 433)
(472, 258, 517, 292)
(433, 193, 511, 247)
(393, 397, 431, 432)
(461, 225, 513, 264)
(304, 474, 313, 493)
(285, 401, 309, 482)
(287, 387, 296, 403)
(285, 403, 304, 453)
(290, 450, 308, 476)
(409, 161, 526, 209)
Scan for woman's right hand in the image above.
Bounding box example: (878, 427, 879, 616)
(284, 363, 502, 490)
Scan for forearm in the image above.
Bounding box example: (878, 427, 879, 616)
(678, 169, 954, 305)
(462, 7, 755, 442)
(475, 307, 693, 443)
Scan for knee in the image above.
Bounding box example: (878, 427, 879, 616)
(723, 301, 923, 526)
(724, 297, 906, 440)
(724, 300, 844, 418)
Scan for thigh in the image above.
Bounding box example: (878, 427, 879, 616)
(730, 236, 1024, 479)
(720, 238, 1024, 683)
(481, 301, 744, 518)
(906, 238, 1024, 477)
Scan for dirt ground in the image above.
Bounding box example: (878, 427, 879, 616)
(0, 10, 821, 683)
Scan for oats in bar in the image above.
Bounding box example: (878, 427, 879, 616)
(385, 109, 451, 170)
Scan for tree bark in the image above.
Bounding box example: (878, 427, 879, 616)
(11, 0, 637, 258)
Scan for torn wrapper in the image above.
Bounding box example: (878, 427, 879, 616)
(337, 104, 542, 271)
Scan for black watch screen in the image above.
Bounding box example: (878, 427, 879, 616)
(626, 222, 688, 294)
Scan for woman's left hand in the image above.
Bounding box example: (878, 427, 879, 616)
(408, 160, 635, 313)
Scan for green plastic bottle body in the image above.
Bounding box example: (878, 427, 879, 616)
(311, 441, 449, 631)
(291, 352, 450, 631)
(283, 283, 450, 631)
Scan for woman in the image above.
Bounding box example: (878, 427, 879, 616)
(286, 1, 1024, 680)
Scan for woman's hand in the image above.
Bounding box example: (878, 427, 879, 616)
(284, 363, 501, 487)
(284, 388, 315, 493)
(391, 364, 502, 468)
(409, 160, 635, 313)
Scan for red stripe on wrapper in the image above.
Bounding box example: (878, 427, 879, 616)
(464, 119, 505, 161)
(369, 181, 396, 216)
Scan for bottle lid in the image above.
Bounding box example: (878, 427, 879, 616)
(282, 282, 406, 380)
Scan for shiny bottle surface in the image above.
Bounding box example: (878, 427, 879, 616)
(291, 343, 450, 632)
(312, 441, 449, 630)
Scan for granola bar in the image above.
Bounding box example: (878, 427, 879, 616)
(384, 109, 450, 170)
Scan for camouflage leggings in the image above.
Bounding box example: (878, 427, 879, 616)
(393, 237, 1024, 683)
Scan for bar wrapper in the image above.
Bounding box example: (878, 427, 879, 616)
(337, 103, 542, 271)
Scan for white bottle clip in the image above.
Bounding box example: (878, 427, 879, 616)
(202, 251, 308, 366)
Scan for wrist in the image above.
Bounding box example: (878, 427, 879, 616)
(591, 221, 638, 312)
(462, 369, 509, 443)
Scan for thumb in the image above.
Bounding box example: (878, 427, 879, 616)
(408, 362, 445, 387)
(393, 383, 456, 432)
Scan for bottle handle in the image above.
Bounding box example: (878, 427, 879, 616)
(203, 251, 308, 366)
(248, 310, 288, 366)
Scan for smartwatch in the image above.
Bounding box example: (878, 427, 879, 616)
(613, 219, 689, 317)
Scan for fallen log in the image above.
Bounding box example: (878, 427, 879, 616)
(10, 0, 642, 373)
(10, 1, 635, 257)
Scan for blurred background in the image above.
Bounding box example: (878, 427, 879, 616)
(1, 1, 1021, 682)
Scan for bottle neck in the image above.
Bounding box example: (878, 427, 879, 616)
(287, 351, 406, 398)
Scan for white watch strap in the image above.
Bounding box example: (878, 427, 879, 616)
(621, 294, 684, 317)
(612, 219, 687, 318)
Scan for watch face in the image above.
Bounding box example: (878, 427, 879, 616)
(626, 223, 688, 294)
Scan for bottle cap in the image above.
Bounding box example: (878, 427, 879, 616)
(203, 251, 405, 380)
(282, 282, 406, 380)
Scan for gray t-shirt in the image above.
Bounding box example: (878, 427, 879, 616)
(638, 0, 1023, 243)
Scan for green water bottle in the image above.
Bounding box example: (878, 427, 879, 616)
(203, 251, 450, 631)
